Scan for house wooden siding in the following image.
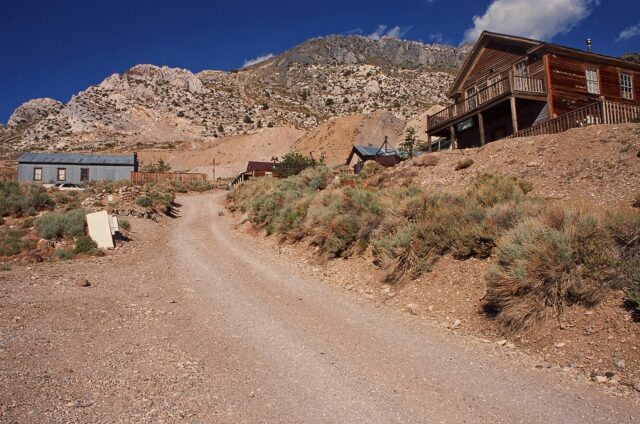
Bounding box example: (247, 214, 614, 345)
(428, 31, 640, 149)
(456, 41, 530, 100)
(547, 53, 640, 116)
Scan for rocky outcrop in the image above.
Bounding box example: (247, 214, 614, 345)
(251, 35, 471, 70)
(7, 98, 64, 128)
(1, 36, 467, 155)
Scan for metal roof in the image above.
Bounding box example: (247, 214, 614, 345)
(17, 152, 136, 166)
(353, 145, 397, 157)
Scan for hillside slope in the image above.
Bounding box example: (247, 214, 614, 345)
(394, 124, 640, 208)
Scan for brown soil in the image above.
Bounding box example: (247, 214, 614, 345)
(392, 123, 640, 208)
(2, 193, 639, 423)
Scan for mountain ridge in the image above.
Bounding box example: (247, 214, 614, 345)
(0, 35, 469, 157)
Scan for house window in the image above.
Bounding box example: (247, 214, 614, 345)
(57, 168, 66, 181)
(585, 68, 600, 94)
(620, 73, 633, 99)
(466, 87, 477, 110)
(515, 61, 529, 77)
(80, 168, 90, 182)
(33, 167, 42, 181)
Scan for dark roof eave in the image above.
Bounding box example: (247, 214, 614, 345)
(527, 44, 640, 71)
(446, 31, 542, 98)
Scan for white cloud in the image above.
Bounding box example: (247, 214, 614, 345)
(617, 21, 640, 41)
(463, 0, 598, 42)
(429, 32, 444, 43)
(242, 53, 274, 68)
(366, 24, 412, 40)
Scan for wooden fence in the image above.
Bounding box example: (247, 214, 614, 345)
(506, 99, 640, 139)
(131, 171, 207, 185)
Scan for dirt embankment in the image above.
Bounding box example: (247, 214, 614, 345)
(393, 124, 640, 208)
(229, 124, 640, 393)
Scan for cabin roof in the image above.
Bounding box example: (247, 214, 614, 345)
(17, 152, 136, 166)
(246, 161, 276, 172)
(448, 31, 640, 97)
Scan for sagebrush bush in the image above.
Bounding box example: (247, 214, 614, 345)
(0, 229, 35, 256)
(136, 196, 153, 208)
(228, 170, 640, 330)
(455, 158, 474, 171)
(0, 182, 54, 217)
(54, 249, 75, 260)
(74, 235, 98, 254)
(36, 209, 87, 240)
(119, 218, 131, 231)
(485, 207, 623, 332)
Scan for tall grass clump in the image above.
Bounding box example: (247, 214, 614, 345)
(36, 208, 87, 240)
(484, 206, 637, 332)
(0, 182, 54, 217)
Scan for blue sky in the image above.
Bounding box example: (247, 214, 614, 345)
(1, 0, 639, 123)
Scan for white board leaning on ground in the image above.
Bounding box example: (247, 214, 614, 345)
(86, 211, 115, 249)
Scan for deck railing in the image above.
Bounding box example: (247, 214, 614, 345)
(428, 73, 546, 129)
(505, 100, 640, 139)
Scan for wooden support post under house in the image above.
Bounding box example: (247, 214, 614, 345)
(510, 96, 519, 133)
(478, 111, 486, 146)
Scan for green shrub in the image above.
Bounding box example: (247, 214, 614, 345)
(54, 249, 75, 260)
(74, 235, 98, 254)
(36, 209, 87, 240)
(274, 152, 322, 178)
(119, 219, 131, 231)
(484, 207, 620, 332)
(136, 196, 153, 207)
(0, 230, 36, 256)
(455, 158, 474, 171)
(0, 182, 54, 217)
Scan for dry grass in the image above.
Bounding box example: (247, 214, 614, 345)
(455, 158, 474, 171)
(228, 168, 640, 332)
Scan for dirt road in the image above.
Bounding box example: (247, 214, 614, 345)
(2, 192, 639, 423)
(167, 193, 637, 423)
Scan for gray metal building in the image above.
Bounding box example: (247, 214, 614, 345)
(17, 152, 138, 184)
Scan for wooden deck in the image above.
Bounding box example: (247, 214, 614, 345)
(505, 100, 640, 139)
(428, 73, 546, 130)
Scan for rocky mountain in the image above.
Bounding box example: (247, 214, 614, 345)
(0, 35, 469, 156)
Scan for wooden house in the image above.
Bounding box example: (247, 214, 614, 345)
(229, 161, 278, 187)
(427, 31, 640, 148)
(346, 139, 402, 174)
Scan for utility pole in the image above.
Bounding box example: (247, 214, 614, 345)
(212, 157, 216, 181)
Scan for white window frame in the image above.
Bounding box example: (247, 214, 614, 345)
(57, 168, 66, 181)
(80, 168, 90, 182)
(585, 68, 600, 94)
(33, 167, 42, 181)
(620, 73, 633, 99)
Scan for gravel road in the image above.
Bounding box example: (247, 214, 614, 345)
(2, 192, 638, 423)
(166, 193, 638, 423)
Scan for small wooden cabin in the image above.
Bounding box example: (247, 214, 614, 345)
(346, 143, 401, 174)
(427, 31, 640, 148)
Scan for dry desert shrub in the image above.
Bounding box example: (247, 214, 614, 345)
(228, 167, 640, 331)
(454, 158, 474, 171)
(485, 207, 624, 332)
